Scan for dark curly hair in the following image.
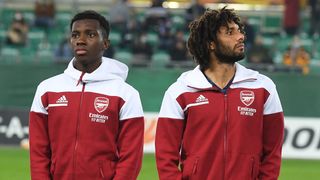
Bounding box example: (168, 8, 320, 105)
(70, 10, 109, 39)
(187, 6, 244, 70)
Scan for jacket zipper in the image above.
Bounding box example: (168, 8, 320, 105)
(72, 81, 86, 180)
(192, 158, 199, 175)
(99, 161, 105, 178)
(223, 93, 228, 180)
(251, 157, 255, 180)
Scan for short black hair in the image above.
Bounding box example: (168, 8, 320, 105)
(70, 10, 110, 38)
(187, 6, 244, 70)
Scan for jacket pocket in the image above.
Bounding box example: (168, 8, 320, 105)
(98, 159, 116, 180)
(182, 156, 199, 180)
(250, 156, 259, 180)
(50, 160, 56, 176)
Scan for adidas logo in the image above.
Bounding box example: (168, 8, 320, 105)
(184, 94, 209, 111)
(196, 95, 208, 103)
(56, 95, 68, 104)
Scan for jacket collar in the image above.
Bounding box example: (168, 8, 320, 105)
(181, 62, 259, 90)
(64, 57, 128, 84)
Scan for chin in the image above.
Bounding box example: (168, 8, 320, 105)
(236, 54, 245, 61)
(220, 55, 245, 64)
(75, 55, 88, 60)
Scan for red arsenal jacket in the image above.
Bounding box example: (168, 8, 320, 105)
(155, 63, 284, 180)
(29, 57, 144, 180)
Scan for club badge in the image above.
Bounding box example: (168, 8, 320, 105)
(94, 97, 109, 113)
(240, 90, 255, 106)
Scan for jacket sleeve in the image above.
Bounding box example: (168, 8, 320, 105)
(114, 117, 144, 180)
(155, 90, 185, 180)
(260, 112, 284, 180)
(29, 87, 51, 180)
(259, 85, 284, 180)
(114, 89, 144, 180)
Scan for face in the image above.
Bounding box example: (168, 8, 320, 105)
(211, 21, 245, 64)
(70, 19, 109, 70)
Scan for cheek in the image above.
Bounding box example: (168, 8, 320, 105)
(90, 42, 105, 54)
(220, 43, 233, 51)
(70, 40, 77, 48)
(97, 42, 106, 51)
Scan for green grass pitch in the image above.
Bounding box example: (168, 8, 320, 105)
(0, 147, 319, 180)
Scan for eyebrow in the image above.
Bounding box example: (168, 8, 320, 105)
(226, 24, 238, 29)
(224, 25, 242, 32)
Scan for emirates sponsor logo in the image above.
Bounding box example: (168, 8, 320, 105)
(237, 106, 257, 116)
(89, 113, 108, 123)
(240, 90, 254, 106)
(94, 97, 109, 113)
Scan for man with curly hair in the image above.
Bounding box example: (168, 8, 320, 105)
(155, 7, 284, 180)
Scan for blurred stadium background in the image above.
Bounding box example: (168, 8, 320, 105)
(1, 0, 320, 179)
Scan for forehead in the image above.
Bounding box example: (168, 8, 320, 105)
(71, 19, 101, 31)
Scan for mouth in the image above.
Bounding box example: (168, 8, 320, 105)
(75, 49, 88, 56)
(235, 43, 245, 51)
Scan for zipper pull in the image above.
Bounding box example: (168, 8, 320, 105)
(192, 158, 199, 174)
(77, 72, 85, 86)
(98, 161, 105, 178)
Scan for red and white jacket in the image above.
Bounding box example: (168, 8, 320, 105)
(29, 57, 144, 180)
(156, 63, 284, 180)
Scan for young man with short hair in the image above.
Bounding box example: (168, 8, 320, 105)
(29, 10, 144, 180)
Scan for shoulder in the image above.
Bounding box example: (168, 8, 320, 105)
(165, 73, 196, 99)
(234, 63, 277, 92)
(121, 81, 140, 94)
(31, 73, 66, 101)
(108, 80, 141, 101)
(37, 73, 66, 88)
(256, 73, 275, 86)
(256, 73, 277, 93)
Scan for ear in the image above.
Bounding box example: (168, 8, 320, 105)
(208, 41, 215, 50)
(103, 39, 110, 49)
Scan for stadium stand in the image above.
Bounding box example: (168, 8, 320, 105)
(150, 50, 171, 68)
(1, 3, 320, 177)
(114, 48, 134, 65)
(0, 0, 319, 73)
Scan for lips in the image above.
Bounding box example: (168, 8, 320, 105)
(235, 44, 245, 52)
(75, 48, 88, 55)
(236, 43, 245, 49)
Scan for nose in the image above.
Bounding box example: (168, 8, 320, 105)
(76, 34, 86, 46)
(238, 32, 245, 43)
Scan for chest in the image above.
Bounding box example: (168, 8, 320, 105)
(180, 88, 266, 127)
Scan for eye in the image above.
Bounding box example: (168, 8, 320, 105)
(88, 32, 96, 38)
(238, 28, 244, 34)
(71, 33, 79, 38)
(226, 30, 233, 35)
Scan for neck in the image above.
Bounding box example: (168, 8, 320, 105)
(73, 59, 102, 73)
(204, 61, 236, 89)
